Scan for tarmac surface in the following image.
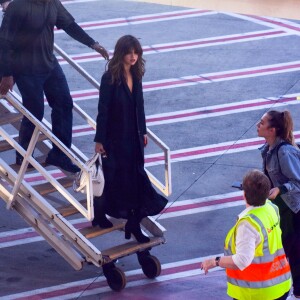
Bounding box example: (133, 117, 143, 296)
(1, 0, 300, 299)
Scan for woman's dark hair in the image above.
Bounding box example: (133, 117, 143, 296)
(107, 35, 145, 84)
(243, 170, 271, 206)
(267, 110, 295, 145)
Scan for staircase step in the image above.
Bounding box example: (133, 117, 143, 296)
(34, 177, 74, 195)
(80, 222, 125, 239)
(57, 199, 87, 217)
(102, 237, 166, 261)
(0, 112, 22, 126)
(9, 155, 48, 172)
(0, 133, 47, 152)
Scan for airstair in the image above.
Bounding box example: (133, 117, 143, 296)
(0, 44, 171, 291)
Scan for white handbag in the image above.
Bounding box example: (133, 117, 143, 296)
(73, 153, 105, 197)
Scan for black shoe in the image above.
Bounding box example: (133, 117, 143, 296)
(16, 156, 34, 169)
(45, 153, 80, 173)
(92, 217, 113, 229)
(125, 215, 150, 243)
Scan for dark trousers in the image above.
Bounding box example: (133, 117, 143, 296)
(274, 196, 300, 296)
(282, 210, 300, 297)
(15, 60, 73, 156)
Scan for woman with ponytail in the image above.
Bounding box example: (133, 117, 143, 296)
(257, 110, 300, 299)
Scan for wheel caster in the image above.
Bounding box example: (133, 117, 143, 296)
(103, 263, 126, 291)
(138, 252, 161, 279)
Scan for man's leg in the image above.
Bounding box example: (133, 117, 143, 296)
(44, 61, 73, 153)
(15, 73, 45, 163)
(44, 61, 79, 173)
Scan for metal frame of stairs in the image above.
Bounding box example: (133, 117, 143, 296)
(0, 43, 172, 290)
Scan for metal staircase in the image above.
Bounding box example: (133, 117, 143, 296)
(0, 45, 172, 291)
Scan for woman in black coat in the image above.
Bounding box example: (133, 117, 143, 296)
(93, 35, 168, 243)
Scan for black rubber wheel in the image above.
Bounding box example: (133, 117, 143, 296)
(104, 266, 126, 291)
(140, 255, 161, 279)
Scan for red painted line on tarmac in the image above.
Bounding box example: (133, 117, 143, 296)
(144, 30, 284, 52)
(9, 260, 205, 299)
(57, 30, 285, 63)
(23, 131, 300, 183)
(146, 96, 296, 123)
(163, 195, 243, 213)
(24, 171, 64, 183)
(0, 231, 38, 243)
(0, 221, 90, 244)
(70, 95, 297, 133)
(143, 63, 300, 90)
(69, 62, 300, 100)
(54, 9, 210, 32)
(246, 15, 300, 32)
(72, 126, 95, 134)
(145, 139, 263, 164)
(0, 196, 239, 244)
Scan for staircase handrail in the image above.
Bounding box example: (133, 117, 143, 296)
(0, 92, 95, 220)
(54, 44, 172, 196)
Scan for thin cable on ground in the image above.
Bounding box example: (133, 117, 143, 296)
(75, 272, 103, 300)
(155, 79, 300, 221)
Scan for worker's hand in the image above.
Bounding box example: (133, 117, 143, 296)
(95, 142, 107, 157)
(200, 258, 216, 275)
(268, 187, 280, 200)
(0, 76, 14, 95)
(91, 43, 109, 60)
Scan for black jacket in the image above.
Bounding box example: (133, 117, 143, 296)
(94, 71, 147, 155)
(0, 0, 95, 75)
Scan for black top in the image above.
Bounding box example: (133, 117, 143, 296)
(0, 0, 96, 75)
(94, 71, 147, 148)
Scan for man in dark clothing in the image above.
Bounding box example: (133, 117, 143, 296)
(0, 0, 11, 79)
(0, 0, 109, 173)
(0, 0, 11, 13)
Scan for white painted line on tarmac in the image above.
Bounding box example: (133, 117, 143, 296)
(20, 132, 300, 183)
(57, 29, 289, 64)
(67, 60, 300, 100)
(69, 93, 299, 136)
(55, 9, 216, 33)
(225, 12, 300, 36)
(0, 191, 243, 248)
(61, 0, 98, 5)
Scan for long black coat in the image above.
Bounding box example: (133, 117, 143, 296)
(94, 71, 167, 219)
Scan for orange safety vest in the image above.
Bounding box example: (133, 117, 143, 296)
(224, 201, 291, 300)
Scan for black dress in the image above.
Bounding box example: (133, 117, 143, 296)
(94, 71, 168, 219)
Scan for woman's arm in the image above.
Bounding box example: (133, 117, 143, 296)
(278, 147, 300, 192)
(94, 73, 113, 148)
(137, 81, 147, 135)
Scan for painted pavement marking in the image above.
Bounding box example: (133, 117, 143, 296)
(57, 29, 289, 64)
(67, 60, 300, 100)
(0, 255, 224, 300)
(0, 191, 243, 248)
(69, 93, 299, 137)
(55, 9, 216, 33)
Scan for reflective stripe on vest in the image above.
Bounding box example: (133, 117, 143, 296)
(226, 254, 290, 284)
(224, 201, 291, 296)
